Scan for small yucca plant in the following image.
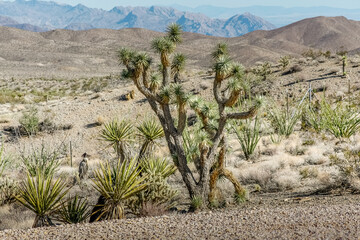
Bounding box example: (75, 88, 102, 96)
(321, 101, 360, 139)
(137, 119, 164, 160)
(92, 158, 147, 221)
(16, 173, 69, 228)
(234, 117, 261, 160)
(140, 158, 176, 178)
(99, 119, 135, 162)
(268, 105, 301, 138)
(56, 195, 91, 224)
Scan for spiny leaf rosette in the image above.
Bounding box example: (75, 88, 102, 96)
(118, 24, 261, 206)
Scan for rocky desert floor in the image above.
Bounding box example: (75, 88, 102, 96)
(1, 193, 360, 239)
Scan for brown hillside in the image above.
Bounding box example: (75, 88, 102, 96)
(0, 16, 359, 79)
(245, 16, 360, 52)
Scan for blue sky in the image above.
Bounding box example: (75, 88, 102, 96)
(36, 0, 360, 10)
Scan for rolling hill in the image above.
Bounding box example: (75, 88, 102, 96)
(0, 16, 359, 79)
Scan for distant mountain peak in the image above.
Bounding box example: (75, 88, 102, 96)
(0, 1, 276, 37)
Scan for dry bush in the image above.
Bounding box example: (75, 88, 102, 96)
(138, 202, 169, 217)
(273, 167, 301, 190)
(282, 65, 303, 75)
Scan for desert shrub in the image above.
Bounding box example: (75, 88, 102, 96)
(253, 62, 272, 80)
(19, 106, 40, 136)
(233, 117, 261, 160)
(302, 49, 323, 59)
(268, 105, 301, 137)
(0, 177, 18, 206)
(128, 158, 177, 216)
(303, 105, 324, 133)
(282, 65, 302, 75)
(91, 158, 147, 221)
(278, 56, 290, 70)
(321, 101, 360, 138)
(190, 195, 203, 211)
(234, 189, 248, 204)
(21, 144, 61, 178)
(0, 142, 9, 178)
(305, 100, 360, 138)
(332, 149, 360, 190)
(323, 50, 332, 58)
(55, 195, 91, 224)
(99, 119, 135, 162)
(16, 173, 69, 228)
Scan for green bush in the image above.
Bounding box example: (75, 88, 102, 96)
(0, 177, 18, 206)
(128, 158, 177, 216)
(21, 144, 61, 178)
(304, 100, 360, 138)
(19, 107, 40, 136)
(321, 101, 360, 138)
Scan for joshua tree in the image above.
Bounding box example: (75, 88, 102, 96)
(118, 24, 261, 205)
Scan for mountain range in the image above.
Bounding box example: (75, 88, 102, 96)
(0, 0, 275, 37)
(172, 4, 360, 27)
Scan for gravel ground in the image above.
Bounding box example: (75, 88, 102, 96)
(1, 194, 360, 240)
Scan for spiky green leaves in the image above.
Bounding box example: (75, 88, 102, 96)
(92, 158, 147, 220)
(158, 84, 190, 104)
(56, 195, 91, 224)
(16, 173, 69, 228)
(171, 53, 186, 81)
(118, 48, 136, 66)
(234, 117, 261, 160)
(166, 23, 183, 44)
(137, 119, 165, 159)
(151, 37, 175, 55)
(99, 119, 135, 161)
(212, 42, 229, 60)
(141, 158, 176, 179)
(118, 48, 152, 81)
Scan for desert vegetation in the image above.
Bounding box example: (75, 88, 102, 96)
(0, 22, 360, 237)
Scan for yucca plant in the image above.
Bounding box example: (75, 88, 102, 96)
(56, 195, 91, 224)
(303, 105, 324, 133)
(268, 105, 301, 138)
(21, 144, 61, 178)
(92, 158, 147, 221)
(140, 158, 177, 178)
(137, 119, 164, 160)
(321, 101, 360, 139)
(234, 117, 261, 160)
(0, 141, 9, 178)
(99, 119, 135, 162)
(16, 173, 69, 228)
